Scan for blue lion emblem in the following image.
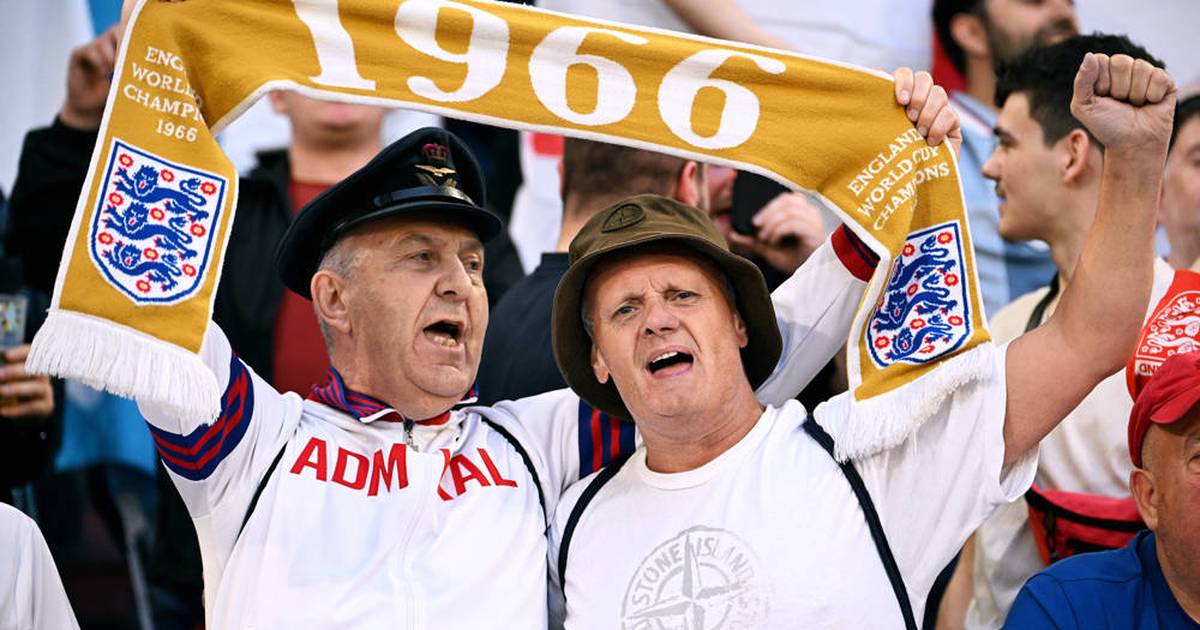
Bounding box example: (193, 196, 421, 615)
(874, 252, 960, 331)
(102, 201, 197, 258)
(885, 313, 957, 362)
(114, 164, 210, 220)
(89, 139, 226, 304)
(103, 242, 183, 291)
(867, 222, 972, 367)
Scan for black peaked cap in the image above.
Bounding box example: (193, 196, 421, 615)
(275, 127, 501, 299)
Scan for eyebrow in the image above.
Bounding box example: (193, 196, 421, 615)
(395, 233, 437, 249)
(460, 238, 484, 255)
(993, 126, 1016, 145)
(613, 292, 644, 306)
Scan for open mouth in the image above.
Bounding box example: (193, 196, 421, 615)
(647, 350, 694, 375)
(424, 320, 463, 348)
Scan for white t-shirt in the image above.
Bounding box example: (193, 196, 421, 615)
(550, 342, 1036, 629)
(965, 258, 1175, 629)
(0, 504, 79, 630)
(136, 237, 870, 628)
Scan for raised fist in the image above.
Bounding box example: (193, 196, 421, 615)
(1071, 52, 1176, 157)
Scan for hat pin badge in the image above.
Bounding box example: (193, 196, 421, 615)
(601, 203, 646, 233)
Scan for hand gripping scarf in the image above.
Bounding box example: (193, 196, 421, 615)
(29, 0, 991, 458)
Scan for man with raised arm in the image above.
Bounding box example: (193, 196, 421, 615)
(547, 52, 1175, 628)
(131, 64, 955, 627)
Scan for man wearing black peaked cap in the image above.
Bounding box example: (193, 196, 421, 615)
(136, 69, 960, 628)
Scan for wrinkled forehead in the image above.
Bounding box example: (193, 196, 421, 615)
(340, 214, 484, 253)
(583, 244, 728, 307)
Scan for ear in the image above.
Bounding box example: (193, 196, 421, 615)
(1129, 468, 1159, 530)
(733, 311, 749, 349)
(311, 269, 353, 340)
(591, 342, 610, 385)
(267, 90, 288, 115)
(557, 158, 566, 202)
(949, 13, 989, 60)
(673, 161, 702, 207)
(1060, 129, 1096, 185)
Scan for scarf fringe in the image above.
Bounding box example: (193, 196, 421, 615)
(816, 343, 997, 462)
(28, 310, 221, 427)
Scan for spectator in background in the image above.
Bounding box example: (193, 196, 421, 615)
(1161, 94, 1200, 269)
(933, 0, 1076, 317)
(6, 26, 390, 629)
(0, 343, 57, 508)
(942, 35, 1171, 630)
(1004, 348, 1200, 629)
(0, 250, 58, 512)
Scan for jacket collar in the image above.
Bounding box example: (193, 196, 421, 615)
(307, 366, 478, 425)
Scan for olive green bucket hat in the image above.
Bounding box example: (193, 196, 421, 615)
(551, 194, 783, 420)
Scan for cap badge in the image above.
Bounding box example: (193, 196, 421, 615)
(601, 203, 645, 232)
(416, 143, 458, 188)
(422, 143, 449, 165)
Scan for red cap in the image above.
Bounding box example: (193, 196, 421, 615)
(1128, 349, 1200, 468)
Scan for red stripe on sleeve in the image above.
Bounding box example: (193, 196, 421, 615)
(831, 225, 877, 282)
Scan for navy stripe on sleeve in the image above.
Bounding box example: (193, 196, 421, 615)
(148, 354, 255, 481)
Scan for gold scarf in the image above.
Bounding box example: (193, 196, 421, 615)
(30, 0, 988, 453)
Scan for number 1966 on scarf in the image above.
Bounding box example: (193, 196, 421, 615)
(294, 0, 787, 151)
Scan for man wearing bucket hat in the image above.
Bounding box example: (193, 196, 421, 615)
(133, 111, 898, 626)
(1003, 348, 1200, 627)
(548, 53, 1176, 628)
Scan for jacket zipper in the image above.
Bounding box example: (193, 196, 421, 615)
(404, 418, 417, 451)
(395, 429, 434, 628)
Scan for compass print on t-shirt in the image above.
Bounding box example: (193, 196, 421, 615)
(621, 526, 769, 629)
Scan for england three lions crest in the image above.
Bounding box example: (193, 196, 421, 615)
(867, 221, 972, 368)
(88, 140, 226, 305)
(1133, 287, 1200, 380)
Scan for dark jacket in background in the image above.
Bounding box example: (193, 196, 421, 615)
(477, 252, 568, 405)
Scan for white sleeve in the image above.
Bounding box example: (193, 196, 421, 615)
(0, 504, 80, 630)
(756, 225, 874, 405)
(137, 323, 303, 518)
(856, 343, 1037, 608)
(480, 389, 638, 514)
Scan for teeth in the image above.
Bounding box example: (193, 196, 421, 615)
(652, 351, 678, 364)
(431, 334, 458, 347)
